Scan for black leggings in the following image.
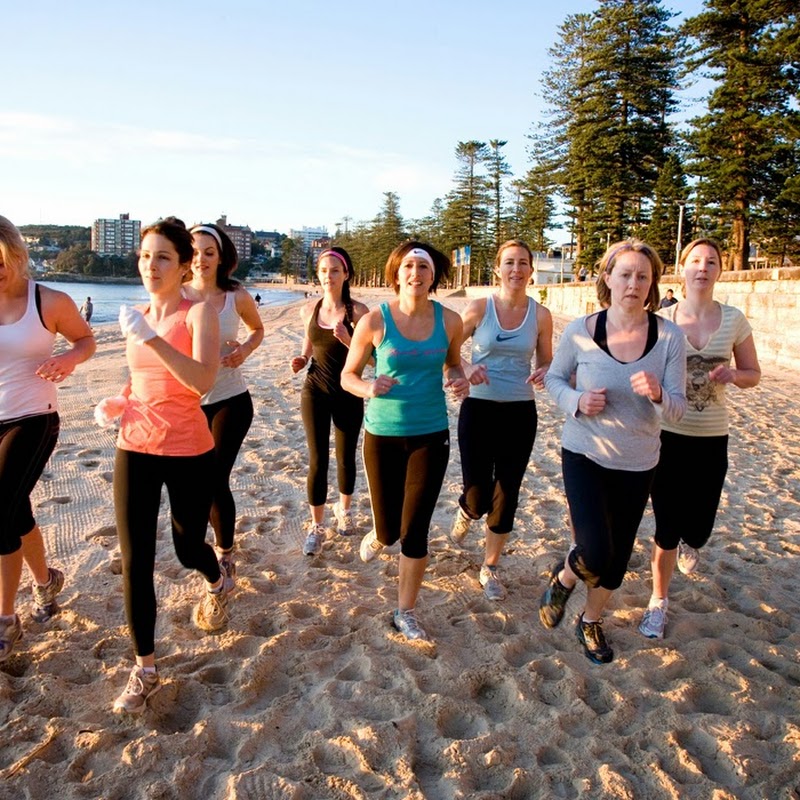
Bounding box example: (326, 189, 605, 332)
(651, 431, 728, 551)
(363, 430, 450, 559)
(0, 412, 59, 556)
(457, 397, 538, 534)
(202, 391, 254, 550)
(562, 448, 654, 591)
(114, 448, 220, 657)
(301, 386, 364, 506)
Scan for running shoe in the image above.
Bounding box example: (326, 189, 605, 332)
(538, 562, 574, 629)
(639, 600, 668, 639)
(576, 615, 614, 664)
(113, 665, 161, 714)
(302, 523, 326, 556)
(31, 567, 65, 623)
(0, 615, 22, 662)
(359, 529, 383, 563)
(677, 541, 700, 575)
(449, 508, 472, 545)
(218, 552, 236, 593)
(479, 564, 507, 601)
(332, 502, 355, 536)
(393, 608, 429, 641)
(193, 579, 230, 632)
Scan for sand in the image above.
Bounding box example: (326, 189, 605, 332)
(1, 291, 799, 800)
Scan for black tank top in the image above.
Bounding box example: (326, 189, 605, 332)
(593, 309, 659, 362)
(306, 300, 353, 394)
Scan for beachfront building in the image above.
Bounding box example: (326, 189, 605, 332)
(216, 215, 253, 263)
(91, 213, 141, 257)
(310, 237, 333, 268)
(289, 226, 329, 255)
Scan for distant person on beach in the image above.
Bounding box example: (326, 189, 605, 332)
(291, 247, 369, 555)
(80, 296, 94, 324)
(94, 217, 229, 713)
(184, 222, 264, 589)
(639, 238, 761, 640)
(341, 241, 469, 642)
(659, 289, 678, 308)
(450, 239, 553, 601)
(539, 239, 686, 664)
(254, 293, 261, 307)
(0, 215, 95, 661)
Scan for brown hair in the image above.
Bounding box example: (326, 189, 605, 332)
(384, 241, 450, 294)
(494, 239, 533, 270)
(141, 216, 194, 265)
(595, 239, 663, 312)
(0, 215, 30, 278)
(190, 222, 240, 291)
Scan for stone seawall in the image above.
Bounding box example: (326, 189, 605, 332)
(463, 267, 800, 372)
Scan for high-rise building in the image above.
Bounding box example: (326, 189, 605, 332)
(216, 215, 253, 263)
(91, 213, 140, 256)
(289, 226, 329, 254)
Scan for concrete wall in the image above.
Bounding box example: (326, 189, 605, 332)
(463, 267, 800, 372)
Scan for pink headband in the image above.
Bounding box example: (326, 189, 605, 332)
(190, 225, 223, 252)
(319, 250, 348, 271)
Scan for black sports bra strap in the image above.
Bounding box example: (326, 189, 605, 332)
(593, 309, 659, 361)
(34, 283, 46, 328)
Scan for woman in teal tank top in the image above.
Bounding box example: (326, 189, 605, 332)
(342, 242, 469, 642)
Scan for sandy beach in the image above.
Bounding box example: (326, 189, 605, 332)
(2, 291, 799, 800)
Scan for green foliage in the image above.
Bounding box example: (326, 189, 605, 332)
(682, 0, 799, 269)
(19, 224, 90, 249)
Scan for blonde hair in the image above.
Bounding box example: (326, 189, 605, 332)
(0, 215, 30, 278)
(595, 239, 662, 312)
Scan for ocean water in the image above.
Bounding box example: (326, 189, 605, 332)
(40, 281, 303, 325)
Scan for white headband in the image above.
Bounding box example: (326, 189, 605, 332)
(190, 225, 223, 252)
(402, 247, 434, 268)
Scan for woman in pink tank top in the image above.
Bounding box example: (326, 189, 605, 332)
(95, 217, 231, 714)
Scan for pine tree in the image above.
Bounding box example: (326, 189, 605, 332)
(682, 0, 799, 269)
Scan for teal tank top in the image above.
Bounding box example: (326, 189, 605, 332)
(365, 301, 450, 436)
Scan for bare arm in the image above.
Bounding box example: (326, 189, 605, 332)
(35, 287, 96, 382)
(222, 288, 265, 367)
(291, 301, 315, 373)
(341, 309, 397, 398)
(527, 304, 554, 388)
(459, 298, 489, 384)
(710, 334, 761, 388)
(443, 307, 469, 399)
(144, 301, 219, 395)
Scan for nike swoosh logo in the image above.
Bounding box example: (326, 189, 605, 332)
(496, 334, 518, 342)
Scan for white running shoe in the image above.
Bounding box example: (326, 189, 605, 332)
(393, 608, 429, 641)
(332, 502, 354, 536)
(479, 564, 507, 601)
(113, 665, 161, 714)
(359, 529, 383, 563)
(449, 508, 472, 544)
(677, 541, 700, 575)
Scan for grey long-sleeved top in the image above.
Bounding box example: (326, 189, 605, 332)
(545, 314, 687, 471)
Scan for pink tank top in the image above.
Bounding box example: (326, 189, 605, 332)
(117, 300, 214, 456)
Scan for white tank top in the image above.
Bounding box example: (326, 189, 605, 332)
(202, 290, 248, 405)
(0, 281, 57, 421)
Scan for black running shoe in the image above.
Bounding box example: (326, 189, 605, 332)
(576, 615, 614, 664)
(538, 563, 574, 629)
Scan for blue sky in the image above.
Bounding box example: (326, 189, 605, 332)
(3, 0, 704, 237)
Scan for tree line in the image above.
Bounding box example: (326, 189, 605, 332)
(332, 0, 799, 284)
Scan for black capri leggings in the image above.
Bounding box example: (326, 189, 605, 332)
(301, 386, 364, 506)
(0, 412, 59, 556)
(562, 448, 654, 591)
(457, 397, 538, 534)
(363, 429, 450, 559)
(202, 390, 254, 551)
(114, 448, 220, 657)
(651, 430, 728, 551)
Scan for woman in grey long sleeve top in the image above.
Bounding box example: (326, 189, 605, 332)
(539, 239, 686, 664)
